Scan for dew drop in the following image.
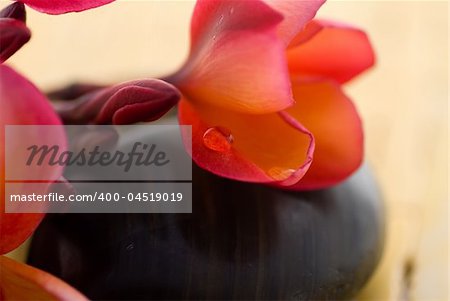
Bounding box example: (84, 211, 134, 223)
(203, 126, 233, 152)
(267, 167, 296, 181)
(229, 7, 234, 15)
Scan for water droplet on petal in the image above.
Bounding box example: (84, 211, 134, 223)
(203, 127, 233, 152)
(267, 167, 296, 181)
(229, 7, 234, 15)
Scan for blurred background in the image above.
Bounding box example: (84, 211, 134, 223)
(2, 0, 448, 300)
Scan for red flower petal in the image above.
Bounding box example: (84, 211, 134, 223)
(170, 0, 294, 114)
(264, 0, 325, 45)
(0, 65, 66, 254)
(178, 98, 314, 184)
(0, 18, 30, 63)
(287, 20, 375, 83)
(18, 0, 114, 15)
(0, 256, 88, 300)
(282, 80, 363, 190)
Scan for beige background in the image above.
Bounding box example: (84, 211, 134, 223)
(2, 1, 448, 300)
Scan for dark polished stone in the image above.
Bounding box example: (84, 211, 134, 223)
(28, 165, 384, 300)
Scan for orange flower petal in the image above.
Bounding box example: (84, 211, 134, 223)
(287, 20, 375, 83)
(0, 214, 44, 255)
(178, 98, 314, 184)
(0, 255, 88, 300)
(0, 65, 66, 254)
(171, 0, 294, 114)
(264, 0, 325, 45)
(284, 80, 363, 190)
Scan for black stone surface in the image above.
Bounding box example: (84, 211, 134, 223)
(28, 165, 384, 300)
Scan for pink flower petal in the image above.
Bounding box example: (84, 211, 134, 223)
(264, 0, 326, 45)
(0, 65, 66, 254)
(287, 19, 376, 83)
(170, 0, 294, 114)
(0, 256, 88, 300)
(18, 0, 114, 15)
(178, 98, 314, 184)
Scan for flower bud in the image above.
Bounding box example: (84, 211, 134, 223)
(59, 79, 181, 125)
(0, 3, 30, 62)
(0, 2, 26, 21)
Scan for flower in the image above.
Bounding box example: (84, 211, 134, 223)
(168, 0, 375, 189)
(0, 2, 115, 299)
(0, 65, 67, 254)
(0, 0, 116, 255)
(0, 65, 87, 300)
